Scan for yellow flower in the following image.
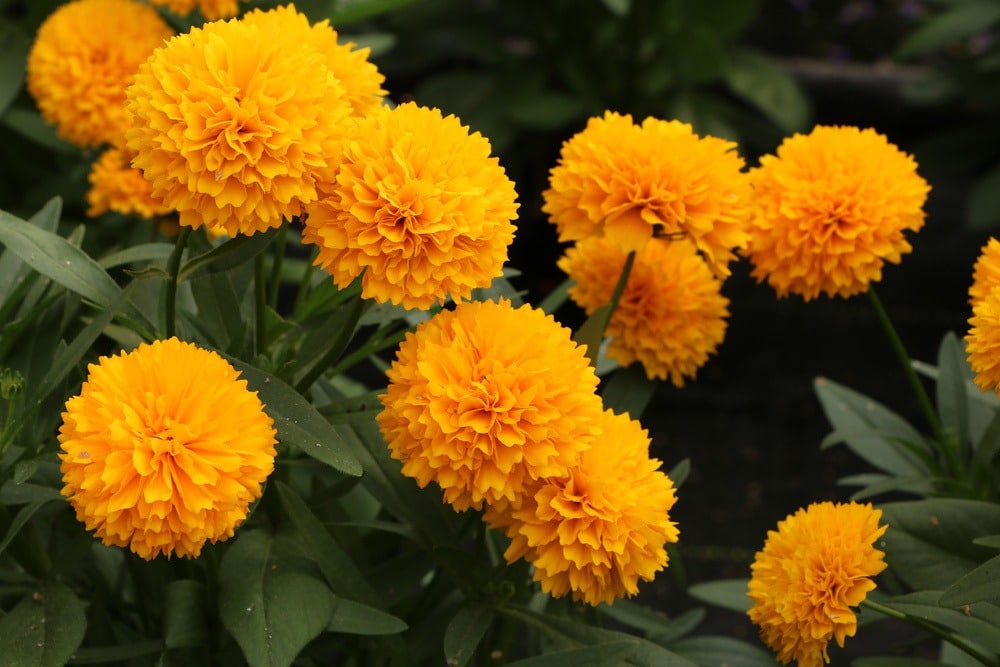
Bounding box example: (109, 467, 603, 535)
(377, 298, 603, 511)
(485, 409, 679, 606)
(747, 501, 888, 667)
(542, 110, 751, 277)
(26, 0, 173, 149)
(242, 4, 386, 117)
(86, 148, 173, 219)
(58, 337, 277, 559)
(126, 5, 354, 236)
(967, 285, 1000, 393)
(149, 0, 242, 20)
(969, 237, 1000, 304)
(302, 102, 519, 309)
(558, 236, 729, 386)
(745, 125, 929, 301)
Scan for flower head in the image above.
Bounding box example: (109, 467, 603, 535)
(27, 0, 173, 149)
(126, 5, 355, 236)
(748, 501, 888, 667)
(58, 337, 277, 559)
(87, 148, 173, 219)
(378, 299, 603, 511)
(969, 237, 1000, 304)
(149, 0, 243, 20)
(745, 125, 929, 301)
(558, 236, 729, 386)
(303, 102, 519, 309)
(486, 409, 679, 606)
(542, 111, 751, 277)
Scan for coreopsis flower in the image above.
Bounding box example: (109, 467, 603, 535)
(149, 0, 242, 20)
(748, 501, 888, 667)
(967, 286, 1000, 393)
(378, 299, 603, 511)
(58, 337, 277, 559)
(26, 0, 172, 149)
(126, 5, 355, 236)
(485, 409, 679, 606)
(86, 148, 173, 219)
(745, 125, 930, 301)
(302, 102, 519, 309)
(558, 236, 729, 386)
(542, 110, 751, 277)
(242, 5, 386, 117)
(969, 237, 1000, 304)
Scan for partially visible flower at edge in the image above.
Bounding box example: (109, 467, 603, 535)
(149, 0, 243, 21)
(542, 110, 751, 278)
(26, 0, 173, 149)
(558, 235, 729, 386)
(58, 337, 277, 560)
(747, 501, 888, 667)
(485, 409, 679, 606)
(87, 148, 173, 219)
(303, 102, 518, 309)
(744, 125, 930, 301)
(969, 236, 1000, 304)
(377, 298, 602, 511)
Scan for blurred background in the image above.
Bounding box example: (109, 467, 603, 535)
(2, 0, 998, 660)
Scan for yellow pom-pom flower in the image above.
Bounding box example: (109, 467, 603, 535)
(542, 110, 751, 277)
(58, 337, 278, 560)
(26, 0, 173, 149)
(558, 236, 729, 386)
(967, 285, 1000, 393)
(86, 148, 173, 219)
(149, 0, 242, 21)
(242, 4, 386, 117)
(126, 5, 354, 236)
(745, 125, 930, 301)
(377, 298, 603, 511)
(969, 237, 1000, 304)
(486, 409, 679, 606)
(747, 501, 888, 667)
(302, 102, 519, 309)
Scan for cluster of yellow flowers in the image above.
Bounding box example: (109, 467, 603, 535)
(379, 298, 679, 605)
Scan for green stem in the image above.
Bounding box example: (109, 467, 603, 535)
(867, 288, 952, 459)
(293, 296, 370, 394)
(163, 227, 192, 339)
(255, 253, 268, 356)
(861, 599, 1000, 666)
(292, 246, 320, 317)
(609, 250, 636, 321)
(327, 325, 407, 378)
(267, 225, 287, 311)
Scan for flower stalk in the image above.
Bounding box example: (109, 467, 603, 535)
(163, 225, 191, 339)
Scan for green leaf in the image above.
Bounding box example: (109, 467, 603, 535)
(598, 600, 702, 642)
(880, 498, 1000, 590)
(895, 2, 1000, 60)
(0, 482, 65, 505)
(975, 535, 1000, 549)
(443, 602, 494, 667)
(1, 108, 76, 154)
(814, 377, 932, 476)
(178, 227, 278, 281)
(97, 243, 175, 270)
(936, 332, 971, 454)
(164, 580, 207, 649)
(940, 553, 1000, 606)
(505, 641, 640, 667)
(882, 591, 1000, 652)
(686, 579, 751, 613)
(668, 636, 779, 667)
(327, 597, 408, 635)
(573, 303, 612, 369)
(854, 658, 963, 667)
(601, 364, 657, 420)
(723, 48, 811, 133)
(326, 0, 417, 24)
(602, 0, 630, 16)
(0, 198, 61, 305)
(0, 498, 61, 557)
(273, 481, 380, 606)
(836, 473, 935, 500)
(667, 458, 690, 488)
(225, 357, 363, 477)
(0, 582, 87, 667)
(0, 27, 27, 116)
(218, 529, 337, 667)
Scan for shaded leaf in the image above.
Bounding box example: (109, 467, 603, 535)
(939, 553, 1000, 606)
(896, 2, 1000, 59)
(602, 364, 657, 420)
(327, 597, 408, 635)
(178, 227, 278, 281)
(882, 591, 1000, 652)
(164, 580, 207, 649)
(936, 332, 971, 455)
(0, 582, 86, 667)
(668, 635, 779, 667)
(686, 579, 751, 613)
(444, 602, 494, 667)
(724, 48, 811, 132)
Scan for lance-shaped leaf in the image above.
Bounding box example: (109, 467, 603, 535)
(0, 581, 86, 667)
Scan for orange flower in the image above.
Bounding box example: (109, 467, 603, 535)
(748, 501, 888, 667)
(126, 5, 354, 235)
(969, 237, 1000, 304)
(378, 299, 602, 511)
(26, 0, 172, 149)
(542, 111, 751, 277)
(86, 148, 173, 219)
(303, 102, 518, 309)
(149, 0, 243, 20)
(745, 125, 929, 300)
(486, 409, 679, 606)
(58, 338, 277, 559)
(558, 236, 729, 386)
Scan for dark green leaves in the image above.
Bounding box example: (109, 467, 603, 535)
(0, 582, 87, 667)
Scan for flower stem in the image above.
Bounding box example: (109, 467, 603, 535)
(861, 599, 1000, 666)
(163, 226, 191, 339)
(267, 224, 287, 310)
(866, 288, 950, 450)
(254, 253, 268, 356)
